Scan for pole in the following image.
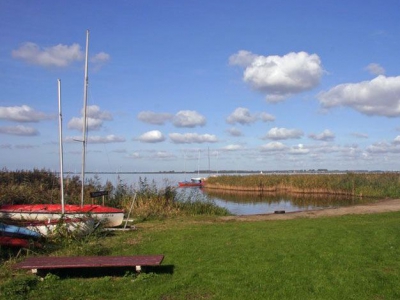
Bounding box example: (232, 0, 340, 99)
(81, 29, 89, 207)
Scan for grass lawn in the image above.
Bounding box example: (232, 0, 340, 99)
(2, 212, 400, 299)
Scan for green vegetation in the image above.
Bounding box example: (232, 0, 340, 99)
(1, 170, 400, 299)
(206, 172, 400, 197)
(1, 212, 400, 299)
(0, 169, 229, 219)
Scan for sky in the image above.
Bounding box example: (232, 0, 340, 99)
(1, 0, 400, 173)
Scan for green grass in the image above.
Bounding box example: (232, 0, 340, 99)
(2, 212, 400, 299)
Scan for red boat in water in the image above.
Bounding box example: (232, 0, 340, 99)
(178, 178, 204, 187)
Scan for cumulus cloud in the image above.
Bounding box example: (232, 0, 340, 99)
(172, 110, 206, 127)
(260, 141, 286, 152)
(226, 127, 243, 137)
(226, 107, 257, 125)
(309, 129, 335, 141)
(0, 105, 52, 122)
(127, 152, 141, 159)
(0, 125, 39, 136)
(351, 132, 369, 139)
(137, 111, 173, 125)
(365, 141, 400, 154)
(68, 105, 112, 131)
(169, 133, 218, 144)
(263, 127, 303, 140)
(137, 130, 165, 143)
(222, 144, 243, 151)
(12, 42, 83, 67)
(229, 50, 323, 102)
(260, 112, 275, 122)
(151, 151, 176, 160)
(65, 134, 125, 144)
(365, 63, 385, 76)
(87, 135, 125, 144)
(289, 144, 310, 155)
(317, 75, 400, 117)
(226, 107, 275, 125)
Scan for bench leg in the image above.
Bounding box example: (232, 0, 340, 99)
(135, 265, 141, 272)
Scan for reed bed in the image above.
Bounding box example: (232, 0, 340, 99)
(0, 170, 229, 220)
(205, 172, 400, 198)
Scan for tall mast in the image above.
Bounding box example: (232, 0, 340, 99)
(58, 79, 65, 214)
(80, 29, 89, 207)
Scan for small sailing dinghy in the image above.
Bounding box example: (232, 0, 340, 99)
(0, 31, 124, 228)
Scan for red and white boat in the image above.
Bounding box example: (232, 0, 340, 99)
(0, 31, 124, 229)
(0, 236, 42, 248)
(0, 204, 123, 228)
(178, 177, 205, 187)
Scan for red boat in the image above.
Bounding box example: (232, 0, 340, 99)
(0, 236, 42, 248)
(178, 178, 204, 187)
(0, 204, 124, 228)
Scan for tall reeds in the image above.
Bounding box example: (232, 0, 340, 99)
(205, 173, 400, 198)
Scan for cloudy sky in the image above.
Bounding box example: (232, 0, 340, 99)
(1, 0, 400, 172)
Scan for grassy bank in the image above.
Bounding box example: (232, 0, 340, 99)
(1, 212, 400, 299)
(205, 173, 400, 198)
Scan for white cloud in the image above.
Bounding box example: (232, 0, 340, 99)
(12, 42, 83, 67)
(317, 75, 400, 117)
(169, 133, 218, 144)
(309, 129, 335, 141)
(0, 105, 52, 122)
(0, 125, 39, 136)
(91, 52, 110, 64)
(226, 107, 257, 125)
(151, 151, 176, 160)
(226, 107, 275, 125)
(138, 130, 165, 143)
(263, 127, 303, 140)
(260, 112, 275, 122)
(351, 132, 369, 139)
(87, 135, 125, 144)
(172, 110, 206, 127)
(127, 152, 141, 159)
(229, 50, 258, 67)
(260, 141, 286, 152)
(229, 51, 323, 102)
(289, 144, 310, 155)
(137, 111, 173, 125)
(222, 144, 243, 151)
(393, 136, 400, 144)
(226, 127, 243, 137)
(68, 105, 112, 131)
(65, 134, 125, 144)
(86, 105, 112, 120)
(365, 63, 385, 76)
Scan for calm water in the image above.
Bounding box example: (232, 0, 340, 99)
(88, 173, 375, 216)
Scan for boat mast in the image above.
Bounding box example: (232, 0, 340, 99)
(80, 29, 89, 207)
(58, 79, 65, 214)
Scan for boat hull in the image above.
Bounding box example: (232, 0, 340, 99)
(0, 204, 124, 227)
(0, 223, 41, 239)
(0, 236, 42, 248)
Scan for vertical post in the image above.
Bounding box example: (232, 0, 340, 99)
(81, 29, 90, 207)
(58, 79, 65, 214)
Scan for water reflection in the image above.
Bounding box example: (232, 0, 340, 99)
(192, 188, 376, 215)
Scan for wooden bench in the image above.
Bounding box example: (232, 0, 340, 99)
(14, 255, 164, 274)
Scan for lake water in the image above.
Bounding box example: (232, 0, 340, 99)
(88, 173, 375, 216)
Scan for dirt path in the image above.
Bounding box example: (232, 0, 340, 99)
(220, 198, 400, 222)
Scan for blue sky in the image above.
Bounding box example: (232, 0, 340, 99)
(1, 0, 400, 172)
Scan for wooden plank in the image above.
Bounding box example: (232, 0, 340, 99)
(14, 255, 164, 271)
